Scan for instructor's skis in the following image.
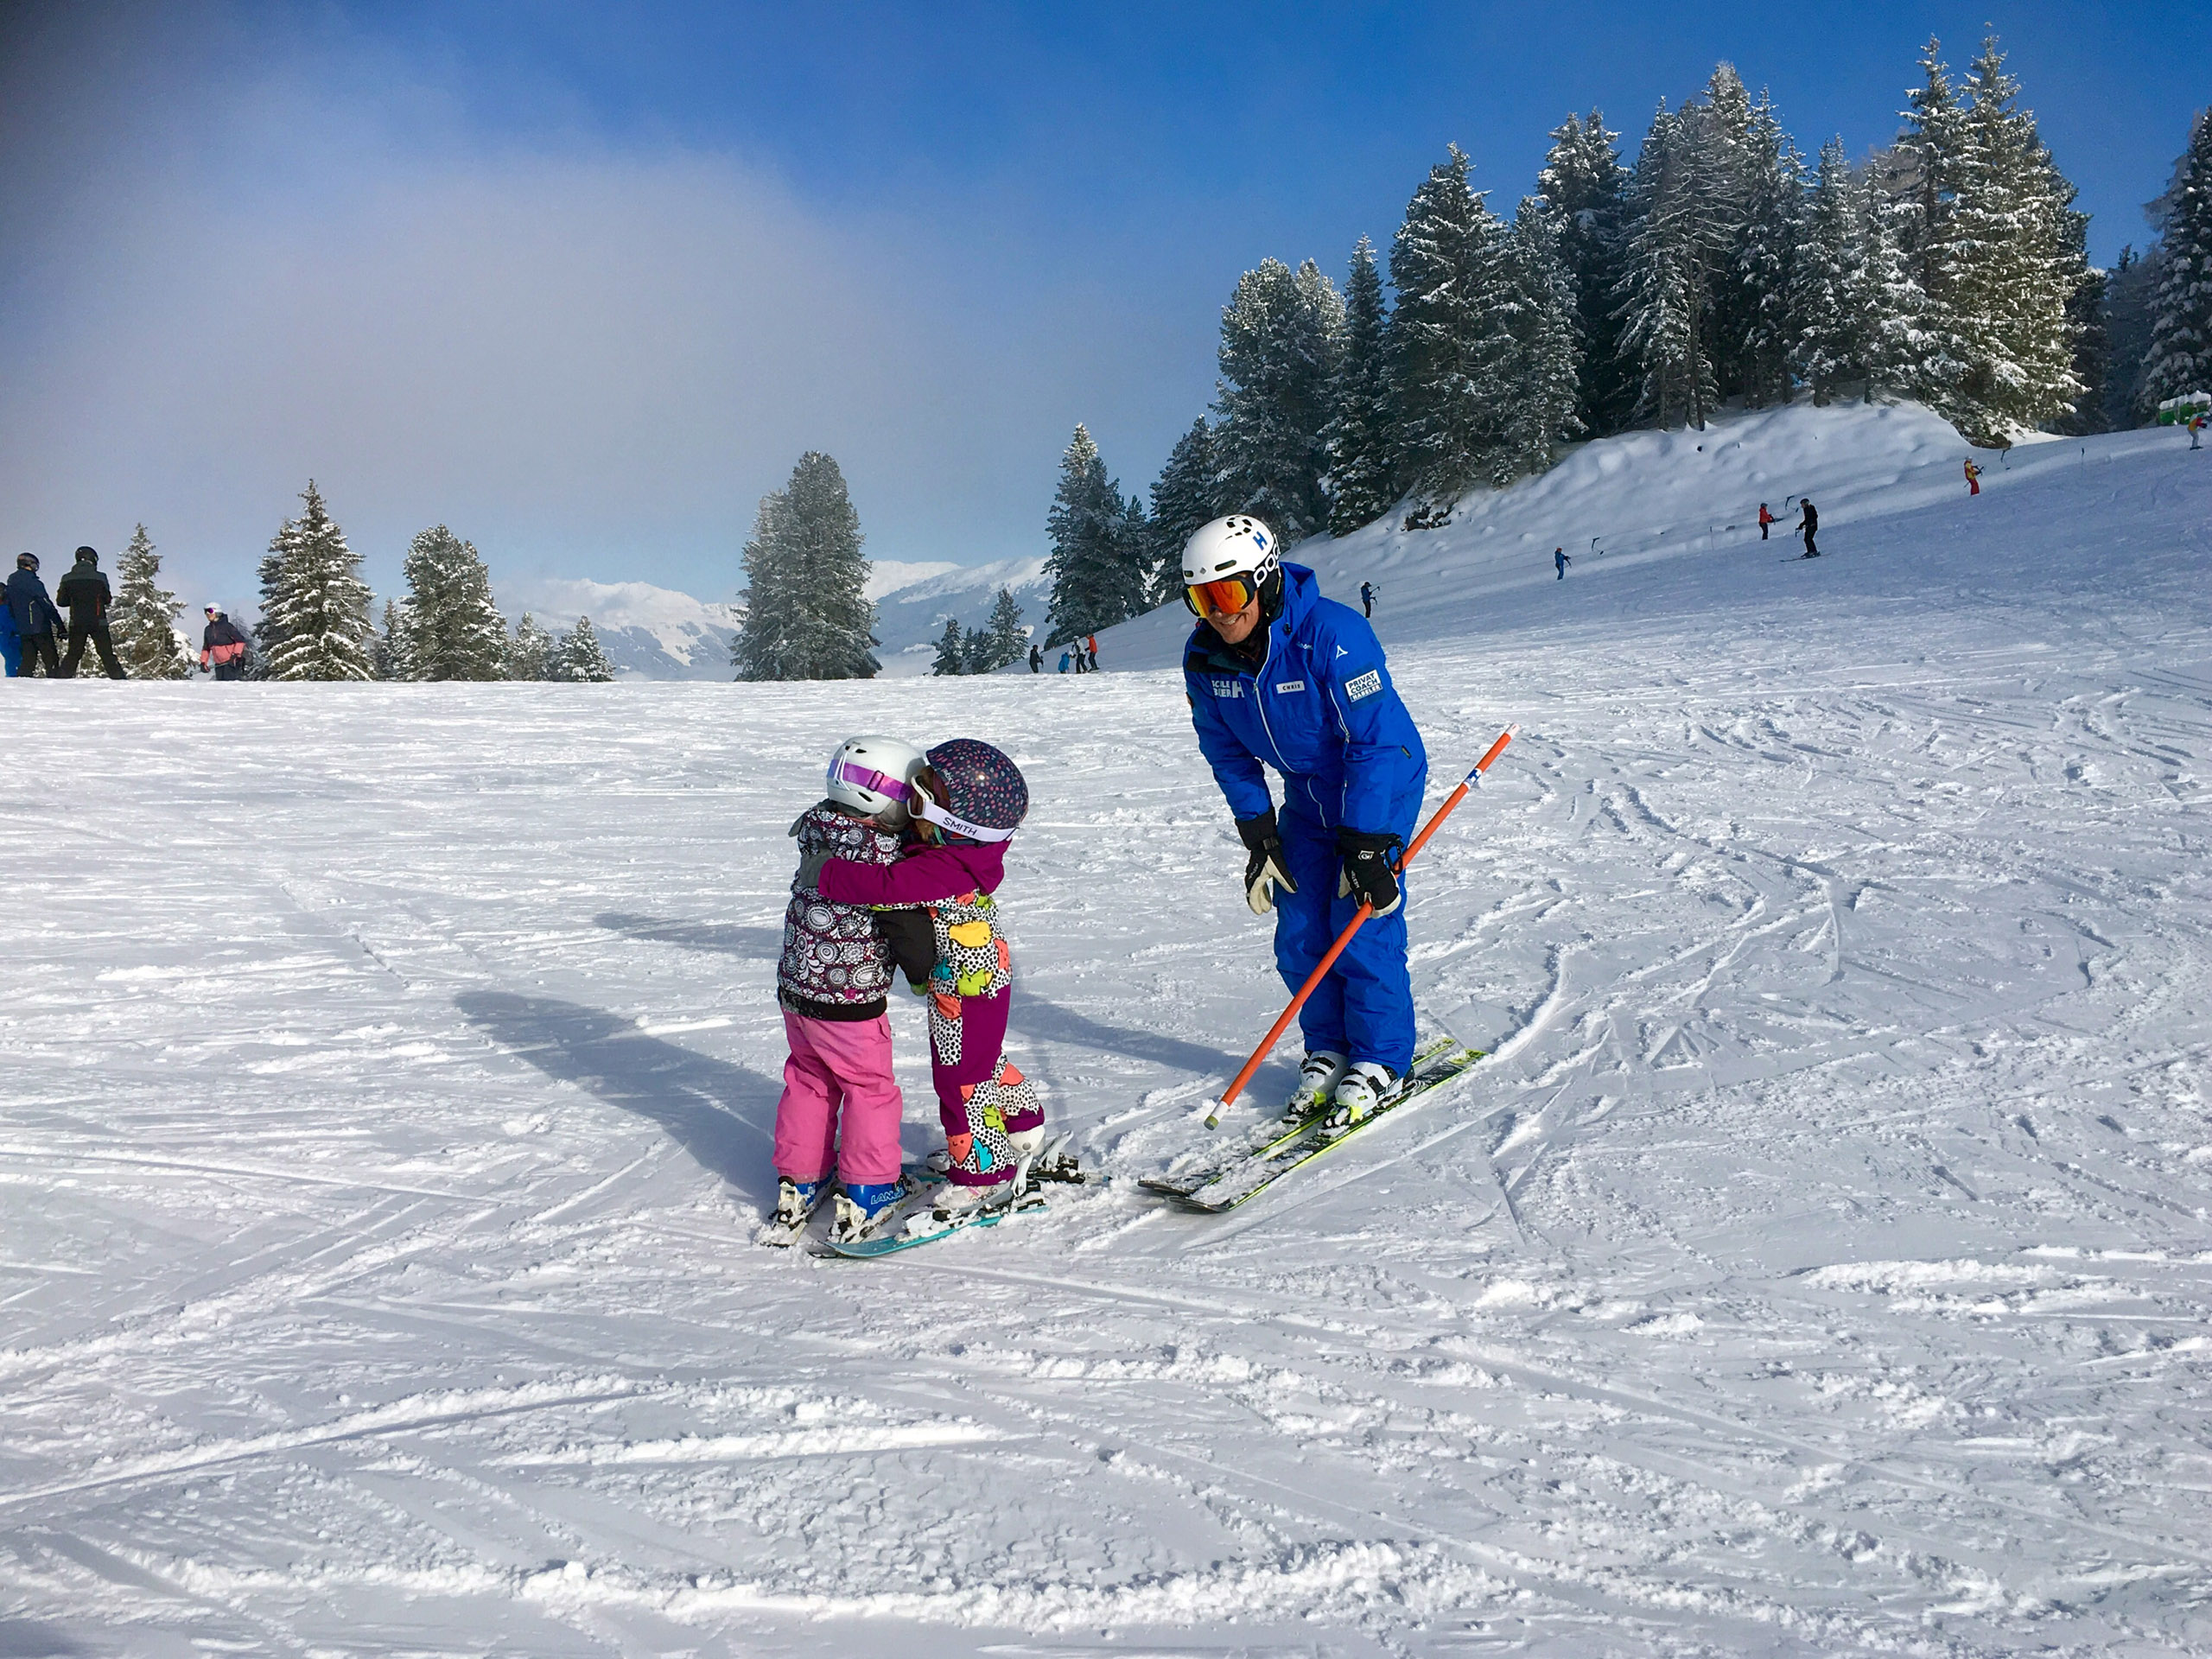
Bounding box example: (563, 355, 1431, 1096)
(1140, 1039, 1484, 1212)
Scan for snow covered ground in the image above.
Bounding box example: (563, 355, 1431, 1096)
(5, 407, 2211, 1656)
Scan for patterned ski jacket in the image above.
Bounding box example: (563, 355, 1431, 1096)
(1184, 562, 1427, 836)
(778, 802, 905, 1021)
(817, 839, 1013, 1069)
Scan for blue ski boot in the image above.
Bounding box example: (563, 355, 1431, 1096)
(830, 1179, 907, 1245)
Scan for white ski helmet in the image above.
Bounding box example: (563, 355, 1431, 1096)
(1179, 514, 1282, 620)
(825, 734, 926, 819)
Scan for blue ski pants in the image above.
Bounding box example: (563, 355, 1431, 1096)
(1274, 803, 1419, 1074)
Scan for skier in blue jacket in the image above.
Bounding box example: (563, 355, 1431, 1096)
(1180, 514, 1428, 1129)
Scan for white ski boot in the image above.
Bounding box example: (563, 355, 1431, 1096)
(1009, 1128, 1084, 1193)
(774, 1177, 827, 1230)
(1286, 1050, 1349, 1121)
(828, 1179, 906, 1245)
(1320, 1061, 1400, 1138)
(906, 1179, 1013, 1238)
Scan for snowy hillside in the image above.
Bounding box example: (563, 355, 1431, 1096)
(870, 554, 1052, 676)
(5, 412, 2211, 1656)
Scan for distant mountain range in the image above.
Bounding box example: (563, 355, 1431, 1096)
(502, 556, 1054, 680)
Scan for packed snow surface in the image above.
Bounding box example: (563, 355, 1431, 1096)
(5, 405, 2211, 1656)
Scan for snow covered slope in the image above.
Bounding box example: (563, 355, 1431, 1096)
(870, 553, 1051, 676)
(5, 413, 2211, 1656)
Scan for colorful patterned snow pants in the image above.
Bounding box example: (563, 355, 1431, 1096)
(931, 988, 1043, 1187)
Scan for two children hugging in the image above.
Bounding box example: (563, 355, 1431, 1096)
(772, 734, 1065, 1244)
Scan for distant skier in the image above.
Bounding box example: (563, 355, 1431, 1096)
(1797, 499, 1820, 558)
(1084, 632, 1099, 671)
(1964, 458, 1982, 495)
(1027, 643, 1042, 673)
(56, 547, 126, 679)
(1758, 503, 1774, 540)
(200, 605, 251, 680)
(1180, 514, 1428, 1132)
(1554, 546, 1571, 580)
(1058, 649, 1071, 673)
(1359, 581, 1376, 617)
(5, 553, 62, 678)
(0, 585, 17, 677)
(2191, 414, 2206, 451)
(816, 739, 1053, 1236)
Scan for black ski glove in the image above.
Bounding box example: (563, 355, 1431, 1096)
(795, 847, 831, 891)
(1336, 828, 1402, 918)
(1236, 810, 1297, 916)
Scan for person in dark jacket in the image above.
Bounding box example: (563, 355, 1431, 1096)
(1797, 499, 1820, 558)
(6, 553, 64, 678)
(0, 582, 18, 677)
(1027, 643, 1042, 673)
(200, 605, 251, 680)
(55, 546, 126, 678)
(1359, 581, 1376, 617)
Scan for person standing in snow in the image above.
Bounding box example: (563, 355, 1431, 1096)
(1058, 649, 1071, 673)
(770, 737, 929, 1244)
(815, 738, 1054, 1236)
(200, 606, 251, 679)
(1180, 515, 1429, 1130)
(1360, 581, 1376, 617)
(1758, 503, 1774, 540)
(6, 553, 63, 678)
(55, 547, 126, 679)
(1554, 547, 1571, 580)
(1028, 643, 1042, 673)
(1084, 633, 1099, 671)
(0, 584, 18, 677)
(2191, 414, 2205, 451)
(1964, 458, 1982, 496)
(1797, 499, 1820, 558)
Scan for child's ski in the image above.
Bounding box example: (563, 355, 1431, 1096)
(1139, 1033, 1468, 1202)
(760, 1163, 944, 1249)
(811, 1190, 1045, 1259)
(1141, 1041, 1484, 1213)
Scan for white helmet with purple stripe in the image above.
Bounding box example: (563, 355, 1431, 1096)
(825, 734, 927, 820)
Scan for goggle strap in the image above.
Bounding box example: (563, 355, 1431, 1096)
(915, 794, 1015, 843)
(833, 760, 906, 798)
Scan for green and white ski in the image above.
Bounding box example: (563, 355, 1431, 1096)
(1140, 1039, 1484, 1213)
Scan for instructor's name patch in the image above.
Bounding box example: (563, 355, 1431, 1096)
(1344, 669, 1382, 702)
(1274, 679, 1305, 693)
(1210, 678, 1243, 698)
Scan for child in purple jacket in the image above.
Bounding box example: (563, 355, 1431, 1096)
(814, 737, 1047, 1235)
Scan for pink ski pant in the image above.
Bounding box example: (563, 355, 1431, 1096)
(774, 1010, 904, 1186)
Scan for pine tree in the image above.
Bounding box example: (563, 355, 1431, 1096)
(1890, 37, 1974, 413)
(1732, 98, 1804, 407)
(1697, 65, 1764, 397)
(1042, 424, 1146, 645)
(2140, 109, 2212, 414)
(260, 480, 374, 682)
(1146, 417, 1222, 605)
(108, 524, 191, 679)
(1213, 257, 1345, 541)
(370, 599, 407, 681)
(1491, 199, 1583, 484)
(2104, 245, 2158, 427)
(398, 525, 506, 681)
(506, 612, 554, 681)
(1944, 36, 2087, 436)
(931, 617, 967, 676)
(978, 586, 1027, 671)
(1538, 111, 1636, 436)
(2053, 224, 2110, 435)
(732, 452, 879, 680)
(1792, 137, 1870, 404)
(1616, 103, 1733, 429)
(552, 615, 616, 682)
(1324, 237, 1399, 535)
(1389, 143, 1513, 505)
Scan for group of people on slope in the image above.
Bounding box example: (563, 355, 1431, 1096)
(1030, 633, 1100, 673)
(780, 514, 1433, 1243)
(6, 546, 251, 680)
(1755, 499, 1820, 556)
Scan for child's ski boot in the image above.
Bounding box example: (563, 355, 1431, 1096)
(1285, 1050, 1349, 1121)
(1319, 1061, 1402, 1138)
(1008, 1128, 1085, 1194)
(774, 1177, 827, 1229)
(906, 1179, 1017, 1238)
(829, 1179, 907, 1245)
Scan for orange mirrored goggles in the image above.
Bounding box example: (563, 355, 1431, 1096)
(1183, 575, 1260, 618)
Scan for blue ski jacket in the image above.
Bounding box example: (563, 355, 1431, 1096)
(1184, 563, 1427, 835)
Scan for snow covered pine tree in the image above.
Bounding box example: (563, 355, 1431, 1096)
(506, 613, 554, 681)
(2140, 109, 2212, 417)
(552, 616, 616, 682)
(1146, 419, 1222, 607)
(108, 524, 192, 680)
(733, 452, 879, 681)
(1213, 257, 1344, 542)
(399, 526, 507, 681)
(1042, 424, 1147, 650)
(259, 481, 375, 682)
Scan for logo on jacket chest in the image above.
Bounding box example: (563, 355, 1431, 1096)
(1210, 678, 1243, 698)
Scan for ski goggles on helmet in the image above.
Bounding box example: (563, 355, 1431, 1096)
(910, 788, 1016, 844)
(832, 760, 907, 800)
(1183, 574, 1260, 619)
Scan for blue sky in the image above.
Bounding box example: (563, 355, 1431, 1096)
(1, 2, 2200, 613)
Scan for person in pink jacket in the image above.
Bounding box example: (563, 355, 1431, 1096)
(814, 737, 1047, 1236)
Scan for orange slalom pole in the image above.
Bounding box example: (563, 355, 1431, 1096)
(1204, 727, 1515, 1128)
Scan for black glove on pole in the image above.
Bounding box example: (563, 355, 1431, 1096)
(1236, 810, 1297, 916)
(1336, 828, 1402, 918)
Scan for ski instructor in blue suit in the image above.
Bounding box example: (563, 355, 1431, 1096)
(1180, 514, 1428, 1129)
